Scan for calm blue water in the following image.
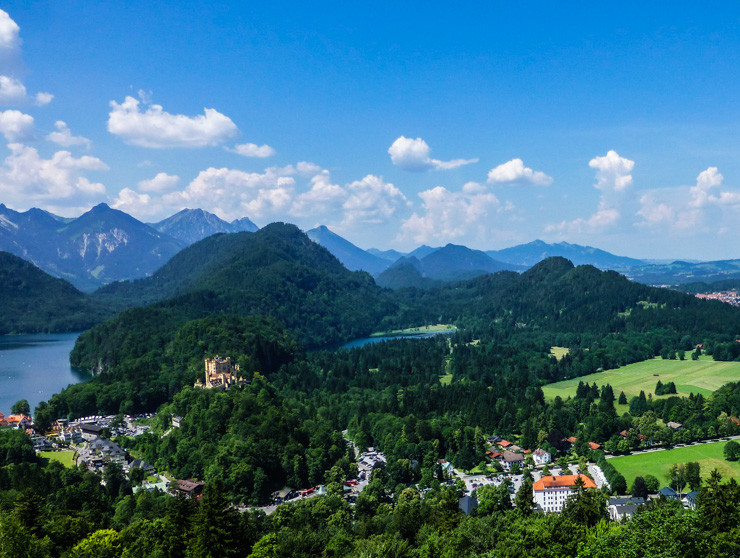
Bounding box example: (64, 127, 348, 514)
(0, 333, 88, 415)
(340, 330, 456, 350)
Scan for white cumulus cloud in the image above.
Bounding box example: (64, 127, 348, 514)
(0, 109, 33, 141)
(637, 194, 676, 226)
(400, 185, 502, 244)
(0, 10, 20, 51)
(487, 158, 553, 186)
(588, 150, 634, 192)
(341, 175, 408, 226)
(0, 143, 107, 206)
(546, 204, 620, 235)
(107, 95, 239, 148)
(227, 142, 276, 158)
(0, 75, 53, 107)
(0, 76, 27, 104)
(137, 172, 180, 193)
(112, 188, 157, 217)
(388, 136, 478, 172)
(546, 150, 633, 236)
(46, 120, 91, 148)
(689, 166, 724, 208)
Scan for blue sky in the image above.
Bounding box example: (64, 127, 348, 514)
(0, 2, 738, 259)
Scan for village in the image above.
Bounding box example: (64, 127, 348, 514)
(0, 354, 727, 520)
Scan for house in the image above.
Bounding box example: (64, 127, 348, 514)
(80, 423, 104, 441)
(487, 435, 503, 444)
(658, 486, 679, 500)
(532, 448, 551, 466)
(485, 449, 502, 461)
(272, 488, 296, 503)
(357, 448, 387, 477)
(608, 496, 645, 521)
(437, 459, 455, 476)
(509, 444, 523, 453)
(459, 495, 478, 516)
(666, 422, 682, 430)
(175, 479, 205, 497)
(502, 450, 524, 471)
(685, 491, 700, 510)
(89, 438, 126, 465)
(171, 416, 183, 428)
(498, 440, 512, 449)
(133, 481, 169, 495)
(533, 474, 597, 513)
(126, 459, 155, 474)
(30, 435, 52, 450)
(3, 414, 32, 430)
(52, 419, 69, 432)
(58, 427, 83, 444)
(194, 355, 246, 390)
(588, 442, 601, 451)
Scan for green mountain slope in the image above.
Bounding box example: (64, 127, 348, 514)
(73, 223, 397, 371)
(0, 251, 110, 334)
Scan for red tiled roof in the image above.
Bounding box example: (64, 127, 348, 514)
(499, 440, 512, 447)
(567, 436, 577, 443)
(533, 474, 596, 492)
(588, 442, 601, 450)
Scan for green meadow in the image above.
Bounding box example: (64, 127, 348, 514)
(542, 357, 740, 401)
(40, 450, 76, 468)
(609, 441, 740, 488)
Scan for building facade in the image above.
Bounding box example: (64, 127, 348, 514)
(533, 474, 597, 513)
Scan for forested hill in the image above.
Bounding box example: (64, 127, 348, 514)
(72, 223, 397, 371)
(0, 251, 110, 334)
(397, 256, 740, 337)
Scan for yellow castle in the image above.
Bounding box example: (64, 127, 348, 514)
(194, 355, 245, 390)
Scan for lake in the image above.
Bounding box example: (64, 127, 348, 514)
(0, 333, 88, 415)
(340, 330, 456, 350)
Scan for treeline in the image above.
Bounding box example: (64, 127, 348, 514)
(1, 426, 739, 557)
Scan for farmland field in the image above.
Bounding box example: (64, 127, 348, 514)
(542, 357, 740, 401)
(609, 440, 740, 488)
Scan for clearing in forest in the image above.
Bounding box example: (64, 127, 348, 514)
(40, 450, 76, 468)
(609, 440, 740, 487)
(541, 357, 740, 400)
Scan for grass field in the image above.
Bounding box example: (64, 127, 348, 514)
(550, 346, 570, 360)
(610, 440, 740, 488)
(40, 450, 76, 468)
(371, 324, 457, 337)
(542, 356, 740, 401)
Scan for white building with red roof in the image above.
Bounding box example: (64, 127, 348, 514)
(533, 474, 596, 513)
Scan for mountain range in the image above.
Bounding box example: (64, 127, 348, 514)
(151, 208, 258, 245)
(0, 204, 259, 291)
(3, 201, 740, 292)
(0, 203, 185, 291)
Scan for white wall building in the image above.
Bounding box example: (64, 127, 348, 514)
(533, 474, 596, 513)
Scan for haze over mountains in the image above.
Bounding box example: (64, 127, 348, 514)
(3, 203, 740, 293)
